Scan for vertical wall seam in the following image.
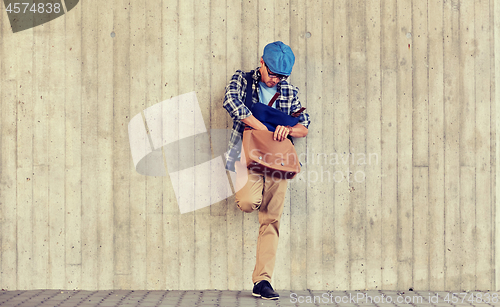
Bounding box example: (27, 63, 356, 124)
(494, 0, 500, 291)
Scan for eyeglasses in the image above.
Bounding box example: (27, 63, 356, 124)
(265, 63, 288, 81)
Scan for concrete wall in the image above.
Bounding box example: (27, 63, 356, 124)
(0, 0, 498, 291)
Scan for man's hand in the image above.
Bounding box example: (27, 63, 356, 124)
(274, 125, 291, 141)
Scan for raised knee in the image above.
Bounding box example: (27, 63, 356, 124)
(236, 197, 262, 213)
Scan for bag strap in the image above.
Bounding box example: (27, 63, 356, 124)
(268, 92, 280, 107)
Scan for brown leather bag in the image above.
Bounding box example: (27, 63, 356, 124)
(241, 129, 301, 179)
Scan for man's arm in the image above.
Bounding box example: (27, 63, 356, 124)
(241, 115, 268, 131)
(273, 123, 308, 141)
(289, 123, 308, 138)
(223, 71, 253, 121)
(272, 86, 309, 141)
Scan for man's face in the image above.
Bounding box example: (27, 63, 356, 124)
(259, 58, 283, 88)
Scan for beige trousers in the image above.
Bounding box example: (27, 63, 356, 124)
(234, 161, 288, 284)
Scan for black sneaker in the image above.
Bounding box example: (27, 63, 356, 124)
(252, 280, 279, 300)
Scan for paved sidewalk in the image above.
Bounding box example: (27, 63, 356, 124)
(0, 289, 497, 307)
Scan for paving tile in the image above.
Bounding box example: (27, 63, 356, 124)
(4, 290, 499, 307)
(161, 297, 181, 304)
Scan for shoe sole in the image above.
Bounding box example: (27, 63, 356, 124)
(252, 293, 278, 300)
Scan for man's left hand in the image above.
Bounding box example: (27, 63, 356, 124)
(274, 125, 290, 141)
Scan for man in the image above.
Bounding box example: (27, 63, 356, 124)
(223, 41, 310, 300)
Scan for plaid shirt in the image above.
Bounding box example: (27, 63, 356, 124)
(223, 68, 310, 171)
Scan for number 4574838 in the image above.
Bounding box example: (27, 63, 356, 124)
(443, 292, 498, 304)
(5, 2, 61, 14)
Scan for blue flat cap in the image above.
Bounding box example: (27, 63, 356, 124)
(262, 41, 295, 76)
